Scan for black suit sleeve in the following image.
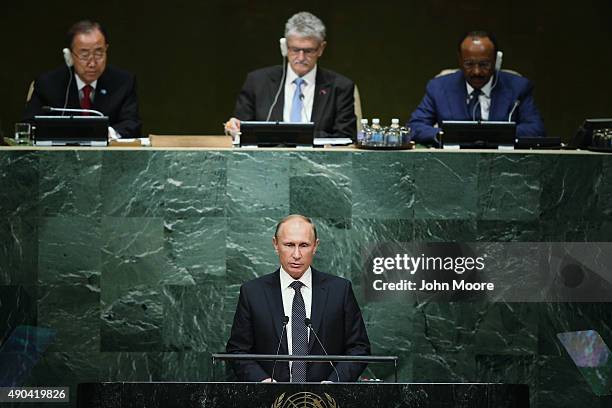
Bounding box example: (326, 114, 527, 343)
(111, 74, 141, 138)
(233, 72, 258, 121)
(330, 281, 371, 382)
(316, 80, 357, 140)
(226, 285, 270, 382)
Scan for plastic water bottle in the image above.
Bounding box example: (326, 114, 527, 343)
(370, 118, 383, 146)
(357, 119, 369, 145)
(386, 118, 401, 146)
(400, 125, 411, 145)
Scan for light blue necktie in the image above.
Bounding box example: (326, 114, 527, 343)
(290, 78, 306, 122)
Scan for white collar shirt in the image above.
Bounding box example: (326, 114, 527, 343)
(283, 64, 317, 122)
(466, 75, 494, 120)
(75, 75, 97, 102)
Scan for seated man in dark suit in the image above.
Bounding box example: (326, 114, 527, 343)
(226, 215, 370, 382)
(408, 30, 545, 145)
(23, 20, 141, 138)
(224, 12, 356, 140)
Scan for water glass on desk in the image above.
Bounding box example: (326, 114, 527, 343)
(14, 123, 32, 145)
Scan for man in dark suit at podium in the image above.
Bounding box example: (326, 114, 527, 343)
(224, 12, 356, 140)
(23, 20, 141, 138)
(408, 30, 545, 145)
(226, 215, 370, 382)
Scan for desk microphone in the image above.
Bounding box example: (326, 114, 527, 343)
(304, 318, 340, 382)
(42, 106, 105, 117)
(508, 100, 520, 122)
(271, 315, 289, 382)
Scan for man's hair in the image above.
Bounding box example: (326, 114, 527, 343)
(66, 20, 108, 50)
(285, 12, 326, 42)
(274, 214, 318, 241)
(457, 30, 498, 54)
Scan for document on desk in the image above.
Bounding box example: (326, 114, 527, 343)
(313, 138, 353, 146)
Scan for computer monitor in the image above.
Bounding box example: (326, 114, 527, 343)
(34, 116, 109, 146)
(569, 118, 612, 150)
(239, 121, 314, 147)
(440, 121, 516, 148)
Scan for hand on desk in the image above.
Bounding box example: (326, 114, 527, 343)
(224, 117, 241, 140)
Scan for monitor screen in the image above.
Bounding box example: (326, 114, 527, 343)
(440, 121, 516, 148)
(240, 121, 314, 147)
(34, 115, 109, 146)
(570, 118, 612, 149)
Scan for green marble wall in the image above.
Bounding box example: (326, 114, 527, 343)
(1, 149, 611, 407)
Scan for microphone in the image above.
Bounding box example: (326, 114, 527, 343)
(271, 315, 289, 382)
(304, 318, 340, 382)
(508, 100, 520, 122)
(42, 106, 105, 117)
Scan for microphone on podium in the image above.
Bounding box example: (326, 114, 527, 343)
(42, 105, 105, 117)
(508, 100, 521, 122)
(271, 315, 289, 382)
(304, 318, 340, 382)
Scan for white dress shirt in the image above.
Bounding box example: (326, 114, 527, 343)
(283, 64, 317, 122)
(279, 266, 312, 376)
(75, 75, 97, 102)
(466, 75, 494, 120)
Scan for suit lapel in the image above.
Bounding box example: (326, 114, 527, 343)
(264, 270, 288, 353)
(489, 75, 513, 121)
(92, 72, 110, 114)
(308, 268, 329, 352)
(311, 69, 332, 125)
(269, 69, 284, 121)
(445, 72, 470, 119)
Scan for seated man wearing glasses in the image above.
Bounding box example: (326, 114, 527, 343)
(224, 12, 356, 140)
(408, 30, 545, 146)
(23, 20, 141, 138)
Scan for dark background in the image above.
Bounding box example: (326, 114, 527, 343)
(1, 0, 611, 141)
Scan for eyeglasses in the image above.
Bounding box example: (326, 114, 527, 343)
(287, 46, 319, 56)
(462, 60, 493, 70)
(72, 48, 107, 63)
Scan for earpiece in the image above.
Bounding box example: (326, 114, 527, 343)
(495, 50, 503, 72)
(62, 48, 73, 67)
(279, 38, 287, 57)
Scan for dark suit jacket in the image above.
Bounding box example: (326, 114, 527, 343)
(23, 65, 142, 138)
(408, 70, 546, 145)
(226, 268, 370, 382)
(233, 65, 357, 140)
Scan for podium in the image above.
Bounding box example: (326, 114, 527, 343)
(77, 382, 529, 407)
(211, 353, 400, 381)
